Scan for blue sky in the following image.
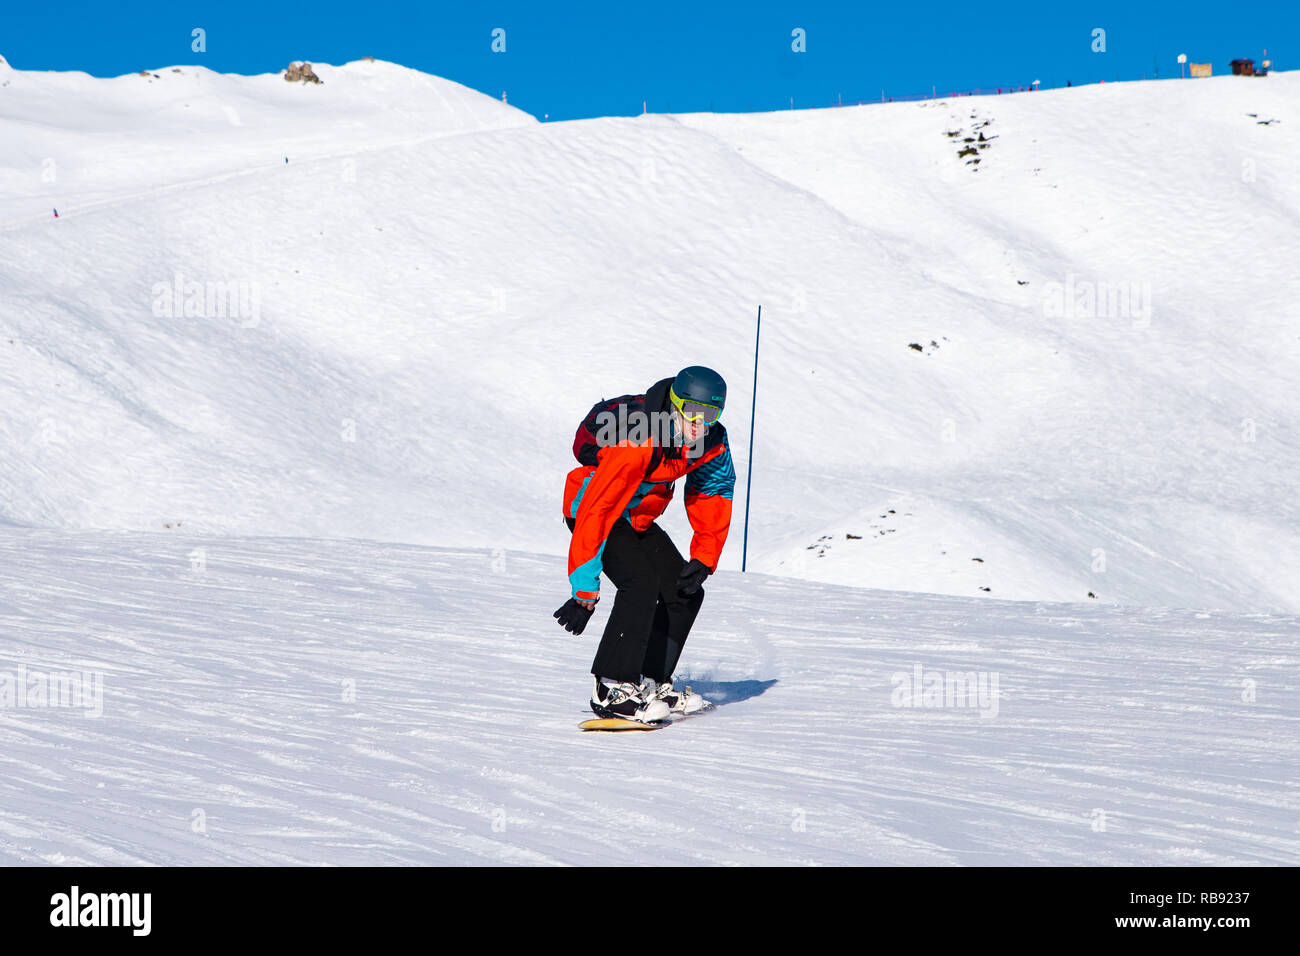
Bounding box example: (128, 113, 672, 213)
(2, 1, 1292, 119)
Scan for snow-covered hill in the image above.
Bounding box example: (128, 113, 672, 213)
(2, 56, 1298, 867)
(0, 57, 534, 227)
(2, 57, 1298, 609)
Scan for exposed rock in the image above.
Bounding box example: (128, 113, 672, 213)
(284, 61, 323, 85)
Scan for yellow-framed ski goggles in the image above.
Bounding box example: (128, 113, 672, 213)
(669, 386, 723, 424)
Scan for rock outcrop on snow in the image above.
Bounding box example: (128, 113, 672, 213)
(284, 61, 322, 84)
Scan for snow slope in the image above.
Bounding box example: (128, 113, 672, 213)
(1, 59, 1298, 867)
(2, 59, 1298, 610)
(0, 57, 535, 228)
(1, 529, 1296, 865)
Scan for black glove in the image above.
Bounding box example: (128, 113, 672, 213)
(676, 559, 710, 596)
(553, 598, 595, 635)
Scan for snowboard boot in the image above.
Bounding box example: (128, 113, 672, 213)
(591, 677, 670, 723)
(642, 678, 709, 715)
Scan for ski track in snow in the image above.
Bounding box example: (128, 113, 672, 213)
(1, 530, 1295, 865)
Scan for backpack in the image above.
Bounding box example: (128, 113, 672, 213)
(572, 394, 665, 474)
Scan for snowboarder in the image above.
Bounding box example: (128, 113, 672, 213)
(554, 366, 736, 722)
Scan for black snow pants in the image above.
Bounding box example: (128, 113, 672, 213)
(567, 517, 704, 685)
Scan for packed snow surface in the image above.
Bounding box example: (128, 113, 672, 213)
(2, 530, 1296, 865)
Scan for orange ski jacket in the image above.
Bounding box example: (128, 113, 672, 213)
(563, 377, 736, 600)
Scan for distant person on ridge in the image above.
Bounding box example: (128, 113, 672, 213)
(554, 366, 736, 723)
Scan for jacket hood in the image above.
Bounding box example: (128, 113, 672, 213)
(645, 376, 674, 415)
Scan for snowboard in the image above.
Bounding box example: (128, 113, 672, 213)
(579, 717, 665, 732)
(578, 702, 715, 732)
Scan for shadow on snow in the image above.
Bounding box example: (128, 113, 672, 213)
(676, 678, 777, 707)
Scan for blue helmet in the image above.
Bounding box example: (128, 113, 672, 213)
(670, 366, 726, 410)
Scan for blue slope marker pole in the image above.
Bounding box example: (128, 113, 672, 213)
(742, 304, 761, 572)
